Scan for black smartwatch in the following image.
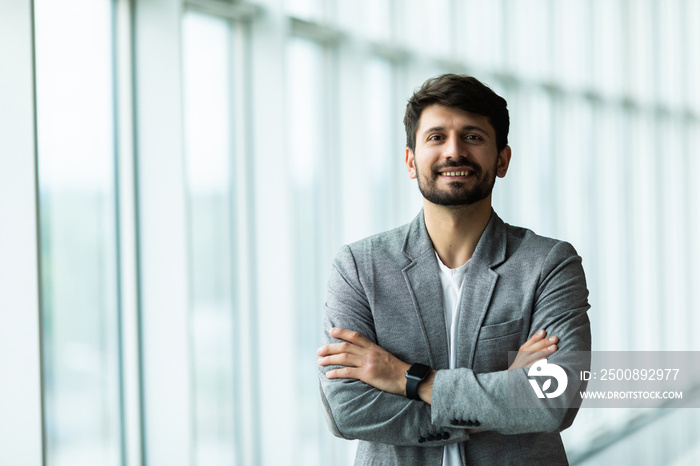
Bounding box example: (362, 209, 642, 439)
(405, 363, 431, 400)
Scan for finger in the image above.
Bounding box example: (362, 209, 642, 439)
(520, 346, 558, 367)
(317, 341, 364, 357)
(520, 329, 546, 349)
(520, 333, 558, 352)
(329, 327, 372, 348)
(509, 341, 559, 370)
(524, 335, 558, 352)
(326, 366, 359, 380)
(317, 353, 362, 367)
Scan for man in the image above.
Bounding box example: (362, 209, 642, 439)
(317, 74, 591, 465)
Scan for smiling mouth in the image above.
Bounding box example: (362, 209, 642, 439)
(439, 170, 474, 177)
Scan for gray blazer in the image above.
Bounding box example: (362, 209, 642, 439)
(319, 210, 591, 465)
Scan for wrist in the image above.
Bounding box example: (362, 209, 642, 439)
(398, 362, 411, 396)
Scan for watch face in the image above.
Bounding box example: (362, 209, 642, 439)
(407, 363, 431, 379)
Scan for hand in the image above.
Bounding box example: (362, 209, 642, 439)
(317, 327, 410, 396)
(508, 329, 558, 370)
(465, 330, 557, 435)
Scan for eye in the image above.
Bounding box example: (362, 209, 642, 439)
(464, 134, 482, 141)
(428, 134, 443, 142)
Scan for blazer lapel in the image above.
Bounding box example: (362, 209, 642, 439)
(456, 211, 507, 369)
(401, 211, 450, 370)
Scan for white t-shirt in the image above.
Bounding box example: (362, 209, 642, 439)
(436, 252, 470, 466)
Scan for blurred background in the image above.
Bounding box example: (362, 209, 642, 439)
(1, 0, 699, 465)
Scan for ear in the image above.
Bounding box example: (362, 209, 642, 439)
(406, 147, 417, 179)
(496, 145, 511, 178)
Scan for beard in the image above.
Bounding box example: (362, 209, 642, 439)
(415, 157, 498, 206)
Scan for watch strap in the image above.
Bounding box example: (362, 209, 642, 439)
(406, 363, 431, 400)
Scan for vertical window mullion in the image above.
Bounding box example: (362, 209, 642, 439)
(0, 1, 45, 463)
(133, 1, 193, 464)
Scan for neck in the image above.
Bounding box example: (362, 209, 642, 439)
(423, 196, 492, 269)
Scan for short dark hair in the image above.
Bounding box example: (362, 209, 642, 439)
(403, 74, 509, 153)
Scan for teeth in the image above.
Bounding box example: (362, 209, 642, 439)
(442, 171, 469, 176)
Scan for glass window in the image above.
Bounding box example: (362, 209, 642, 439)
(656, 0, 683, 108)
(505, 0, 552, 80)
(364, 0, 392, 41)
(591, 0, 625, 97)
(627, 110, 660, 350)
(590, 104, 629, 350)
(365, 59, 395, 231)
(552, 0, 591, 90)
(34, 0, 121, 464)
(182, 11, 237, 464)
(688, 119, 700, 342)
(337, 0, 392, 41)
(285, 36, 326, 466)
(550, 96, 594, 251)
(687, 0, 700, 109)
(458, 0, 505, 70)
(402, 0, 451, 56)
(338, 58, 395, 244)
(657, 114, 686, 349)
(286, 0, 324, 22)
(627, 0, 656, 103)
(504, 86, 554, 234)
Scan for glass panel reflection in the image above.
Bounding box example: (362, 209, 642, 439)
(286, 37, 325, 466)
(34, 0, 121, 465)
(182, 11, 237, 465)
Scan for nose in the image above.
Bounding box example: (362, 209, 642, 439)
(442, 133, 465, 160)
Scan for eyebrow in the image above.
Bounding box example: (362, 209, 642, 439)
(421, 125, 490, 138)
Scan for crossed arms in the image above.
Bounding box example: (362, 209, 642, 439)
(317, 241, 591, 446)
(318, 327, 559, 406)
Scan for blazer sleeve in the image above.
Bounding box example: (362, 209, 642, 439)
(430, 240, 592, 434)
(318, 245, 470, 446)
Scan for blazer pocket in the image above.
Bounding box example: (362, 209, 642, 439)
(478, 317, 523, 341)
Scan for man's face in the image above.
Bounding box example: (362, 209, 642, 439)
(405, 104, 511, 207)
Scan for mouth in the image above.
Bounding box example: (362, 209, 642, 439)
(438, 168, 475, 178)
